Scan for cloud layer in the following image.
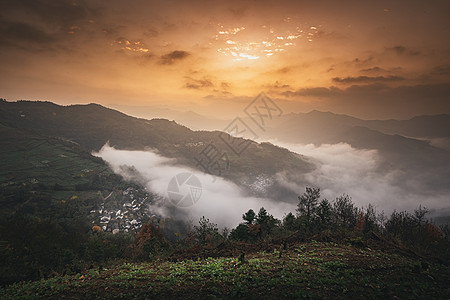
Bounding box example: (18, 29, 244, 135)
(94, 140, 450, 229)
(94, 144, 295, 228)
(271, 141, 450, 215)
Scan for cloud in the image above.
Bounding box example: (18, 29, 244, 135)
(160, 50, 190, 65)
(353, 56, 374, 65)
(0, 0, 95, 51)
(270, 141, 450, 214)
(0, 20, 55, 49)
(1, 0, 91, 26)
(360, 67, 404, 74)
(386, 46, 421, 56)
(265, 81, 291, 90)
(332, 76, 405, 84)
(94, 144, 295, 229)
(282, 86, 343, 97)
(360, 67, 386, 73)
(283, 83, 450, 100)
(431, 64, 450, 76)
(184, 76, 214, 90)
(93, 140, 450, 229)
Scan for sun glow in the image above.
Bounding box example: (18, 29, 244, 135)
(214, 22, 319, 61)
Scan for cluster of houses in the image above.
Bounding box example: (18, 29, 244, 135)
(90, 187, 155, 234)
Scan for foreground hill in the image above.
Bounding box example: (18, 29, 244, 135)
(2, 240, 449, 299)
(0, 100, 313, 199)
(0, 122, 154, 283)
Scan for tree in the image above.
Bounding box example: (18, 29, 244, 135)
(333, 194, 357, 228)
(354, 212, 365, 233)
(256, 207, 269, 225)
(363, 204, 378, 233)
(194, 216, 220, 245)
(316, 199, 332, 228)
(297, 187, 321, 222)
(130, 223, 169, 260)
(256, 207, 279, 237)
(242, 209, 256, 225)
(282, 212, 296, 231)
(413, 205, 429, 226)
(230, 223, 250, 241)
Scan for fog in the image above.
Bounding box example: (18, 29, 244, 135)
(94, 140, 449, 229)
(269, 141, 450, 215)
(93, 144, 295, 229)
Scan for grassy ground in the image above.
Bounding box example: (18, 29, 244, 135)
(2, 241, 449, 299)
(0, 124, 111, 189)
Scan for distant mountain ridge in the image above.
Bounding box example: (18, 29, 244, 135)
(261, 110, 450, 194)
(263, 110, 450, 145)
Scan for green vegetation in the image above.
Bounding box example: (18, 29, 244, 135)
(2, 241, 449, 299)
(0, 124, 144, 284)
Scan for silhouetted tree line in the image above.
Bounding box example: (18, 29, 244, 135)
(1, 186, 448, 285)
(135, 187, 448, 263)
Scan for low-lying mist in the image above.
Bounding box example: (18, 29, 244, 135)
(93, 144, 295, 229)
(94, 140, 449, 229)
(270, 140, 450, 215)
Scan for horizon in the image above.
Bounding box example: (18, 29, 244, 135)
(2, 97, 449, 122)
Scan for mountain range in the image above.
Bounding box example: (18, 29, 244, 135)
(1, 99, 450, 213)
(0, 100, 313, 201)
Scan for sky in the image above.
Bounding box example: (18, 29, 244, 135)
(1, 0, 449, 119)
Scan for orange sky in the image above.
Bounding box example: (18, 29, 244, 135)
(1, 0, 449, 119)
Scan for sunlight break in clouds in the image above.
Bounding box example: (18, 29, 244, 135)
(93, 144, 295, 229)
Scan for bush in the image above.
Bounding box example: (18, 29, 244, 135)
(130, 223, 171, 260)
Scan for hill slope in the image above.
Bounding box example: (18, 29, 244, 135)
(0, 100, 313, 199)
(2, 240, 449, 299)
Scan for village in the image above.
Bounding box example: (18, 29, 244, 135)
(90, 186, 160, 234)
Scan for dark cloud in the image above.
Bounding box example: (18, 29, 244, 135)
(386, 46, 421, 56)
(275, 67, 293, 74)
(283, 83, 450, 100)
(220, 82, 230, 89)
(160, 50, 190, 65)
(360, 67, 386, 73)
(266, 81, 291, 90)
(1, 0, 90, 24)
(0, 0, 96, 51)
(332, 75, 405, 84)
(353, 56, 374, 64)
(431, 64, 450, 76)
(227, 7, 248, 19)
(0, 20, 55, 49)
(184, 76, 214, 89)
(282, 86, 342, 98)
